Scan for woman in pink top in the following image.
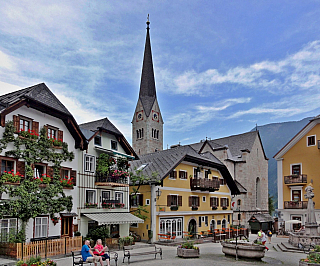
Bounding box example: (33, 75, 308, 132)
(93, 239, 110, 266)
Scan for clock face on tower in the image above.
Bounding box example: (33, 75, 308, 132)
(152, 110, 159, 122)
(136, 110, 143, 122)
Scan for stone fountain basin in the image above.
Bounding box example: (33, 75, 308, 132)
(221, 242, 266, 259)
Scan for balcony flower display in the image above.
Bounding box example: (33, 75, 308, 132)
(102, 202, 114, 209)
(34, 174, 51, 184)
(115, 203, 125, 208)
(222, 206, 228, 210)
(49, 137, 63, 147)
(51, 216, 60, 225)
(86, 202, 98, 208)
(0, 170, 22, 183)
(60, 177, 74, 188)
(212, 205, 218, 210)
(111, 170, 130, 178)
(19, 129, 39, 140)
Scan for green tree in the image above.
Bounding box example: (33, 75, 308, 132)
(268, 193, 275, 216)
(0, 121, 74, 241)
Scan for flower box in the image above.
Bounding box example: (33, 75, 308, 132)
(177, 247, 200, 258)
(170, 206, 179, 211)
(86, 203, 98, 208)
(192, 206, 198, 211)
(212, 206, 218, 210)
(222, 206, 228, 210)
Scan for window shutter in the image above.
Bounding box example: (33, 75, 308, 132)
(189, 196, 192, 207)
(47, 167, 54, 180)
(58, 130, 63, 142)
(167, 195, 171, 207)
(199, 216, 202, 227)
(179, 171, 182, 179)
(139, 194, 144, 206)
(220, 198, 223, 207)
(217, 197, 219, 207)
(205, 216, 208, 226)
(13, 115, 20, 133)
(174, 171, 177, 179)
(178, 195, 182, 206)
(129, 195, 133, 207)
(210, 197, 213, 207)
(70, 170, 77, 186)
(43, 125, 48, 137)
(16, 161, 25, 179)
(32, 121, 39, 135)
(227, 198, 229, 207)
(197, 197, 200, 207)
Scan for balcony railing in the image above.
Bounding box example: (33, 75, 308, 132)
(190, 178, 220, 192)
(284, 201, 314, 209)
(95, 173, 128, 187)
(284, 174, 307, 184)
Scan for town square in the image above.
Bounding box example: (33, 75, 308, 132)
(1, 1, 320, 266)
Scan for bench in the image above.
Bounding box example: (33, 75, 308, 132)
(72, 251, 118, 266)
(122, 244, 162, 264)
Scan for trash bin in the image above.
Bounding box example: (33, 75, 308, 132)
(148, 230, 153, 239)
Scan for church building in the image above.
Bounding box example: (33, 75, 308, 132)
(132, 18, 163, 155)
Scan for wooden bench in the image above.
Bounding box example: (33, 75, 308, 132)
(122, 244, 162, 264)
(72, 250, 118, 266)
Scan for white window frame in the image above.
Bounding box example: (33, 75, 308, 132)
(202, 196, 206, 202)
(146, 199, 150, 205)
(111, 140, 118, 151)
(115, 191, 123, 204)
(34, 164, 46, 179)
(1, 158, 16, 174)
(34, 217, 48, 238)
(84, 154, 95, 173)
(47, 126, 58, 139)
(101, 190, 111, 203)
(94, 135, 102, 146)
(290, 186, 303, 201)
(290, 163, 302, 175)
(86, 189, 97, 204)
(178, 170, 187, 180)
(169, 170, 176, 179)
(0, 218, 17, 242)
(307, 135, 316, 147)
(130, 223, 138, 228)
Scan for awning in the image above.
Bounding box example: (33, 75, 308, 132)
(60, 212, 78, 217)
(83, 213, 144, 225)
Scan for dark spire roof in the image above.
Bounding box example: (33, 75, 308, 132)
(139, 17, 156, 117)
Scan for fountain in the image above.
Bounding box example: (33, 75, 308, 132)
(289, 182, 320, 247)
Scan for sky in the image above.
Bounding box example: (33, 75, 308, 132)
(1, 0, 320, 148)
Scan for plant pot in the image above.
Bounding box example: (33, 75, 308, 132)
(177, 247, 200, 258)
(171, 206, 179, 211)
(212, 206, 217, 210)
(192, 206, 198, 211)
(299, 260, 320, 266)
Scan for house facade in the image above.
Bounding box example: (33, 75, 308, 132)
(0, 83, 86, 242)
(129, 145, 240, 242)
(189, 131, 269, 228)
(78, 118, 143, 238)
(275, 115, 320, 229)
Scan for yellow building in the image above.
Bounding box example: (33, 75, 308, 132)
(275, 115, 320, 229)
(129, 145, 240, 242)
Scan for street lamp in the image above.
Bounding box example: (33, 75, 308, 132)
(156, 188, 162, 200)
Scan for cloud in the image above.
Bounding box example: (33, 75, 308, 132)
(0, 50, 16, 71)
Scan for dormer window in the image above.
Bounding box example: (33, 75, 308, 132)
(111, 140, 117, 151)
(94, 135, 101, 146)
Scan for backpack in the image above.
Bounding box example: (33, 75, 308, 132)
(268, 231, 272, 237)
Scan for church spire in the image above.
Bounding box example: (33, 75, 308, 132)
(139, 14, 156, 117)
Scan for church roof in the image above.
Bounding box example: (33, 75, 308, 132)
(0, 83, 71, 115)
(138, 20, 157, 117)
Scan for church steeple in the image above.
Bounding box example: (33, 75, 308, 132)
(132, 16, 164, 155)
(139, 14, 156, 117)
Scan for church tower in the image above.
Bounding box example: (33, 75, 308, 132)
(132, 17, 163, 155)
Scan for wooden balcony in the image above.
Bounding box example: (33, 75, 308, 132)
(284, 174, 307, 185)
(284, 201, 313, 209)
(95, 173, 128, 187)
(190, 178, 220, 192)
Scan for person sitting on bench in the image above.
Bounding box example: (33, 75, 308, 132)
(81, 240, 104, 266)
(93, 239, 110, 266)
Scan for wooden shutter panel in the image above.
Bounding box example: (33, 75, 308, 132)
(227, 198, 229, 207)
(70, 170, 77, 186)
(58, 130, 63, 142)
(47, 166, 54, 180)
(32, 121, 39, 135)
(205, 216, 208, 226)
(210, 197, 213, 207)
(189, 196, 192, 207)
(16, 161, 25, 179)
(217, 197, 219, 207)
(178, 195, 182, 206)
(199, 216, 202, 227)
(13, 115, 20, 133)
(174, 171, 177, 179)
(139, 194, 143, 206)
(167, 195, 171, 207)
(197, 197, 200, 207)
(43, 125, 48, 137)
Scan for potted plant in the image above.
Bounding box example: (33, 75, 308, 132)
(34, 174, 51, 186)
(86, 202, 98, 208)
(102, 202, 114, 209)
(171, 206, 179, 211)
(51, 216, 60, 226)
(212, 205, 218, 210)
(1, 170, 22, 184)
(222, 206, 228, 210)
(192, 206, 198, 211)
(60, 177, 74, 188)
(300, 245, 320, 265)
(177, 240, 200, 258)
(119, 236, 134, 247)
(115, 203, 125, 208)
(19, 129, 39, 140)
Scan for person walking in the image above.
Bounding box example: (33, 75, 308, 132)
(267, 229, 272, 244)
(260, 229, 269, 251)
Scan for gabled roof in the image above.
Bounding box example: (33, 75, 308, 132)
(248, 213, 273, 223)
(130, 145, 240, 195)
(79, 117, 123, 138)
(0, 83, 87, 150)
(0, 83, 71, 115)
(138, 21, 157, 117)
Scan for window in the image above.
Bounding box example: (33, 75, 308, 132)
(84, 154, 95, 172)
(130, 194, 143, 207)
(1, 159, 14, 174)
(205, 170, 209, 179)
(115, 192, 123, 203)
(111, 140, 118, 151)
(169, 170, 177, 179)
(61, 169, 69, 179)
(307, 135, 316, 146)
(94, 135, 101, 146)
(179, 170, 187, 179)
(193, 168, 198, 178)
(19, 118, 30, 132)
(202, 196, 206, 202)
(292, 164, 301, 176)
(220, 198, 229, 208)
(34, 217, 48, 238)
(210, 197, 219, 207)
(237, 199, 241, 207)
(189, 196, 200, 207)
(167, 195, 182, 207)
(292, 190, 301, 201)
(86, 190, 96, 204)
(102, 191, 110, 203)
(146, 199, 150, 205)
(47, 127, 57, 139)
(0, 218, 17, 242)
(219, 178, 226, 185)
(256, 177, 261, 208)
(34, 164, 45, 179)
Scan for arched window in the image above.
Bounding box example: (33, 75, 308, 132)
(138, 129, 141, 139)
(256, 177, 261, 208)
(152, 129, 154, 138)
(136, 130, 139, 139)
(157, 130, 159, 139)
(237, 199, 241, 207)
(141, 128, 144, 138)
(210, 220, 216, 231)
(222, 219, 227, 229)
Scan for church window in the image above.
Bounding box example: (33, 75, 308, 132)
(136, 130, 139, 139)
(157, 130, 159, 139)
(256, 177, 261, 208)
(141, 128, 144, 138)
